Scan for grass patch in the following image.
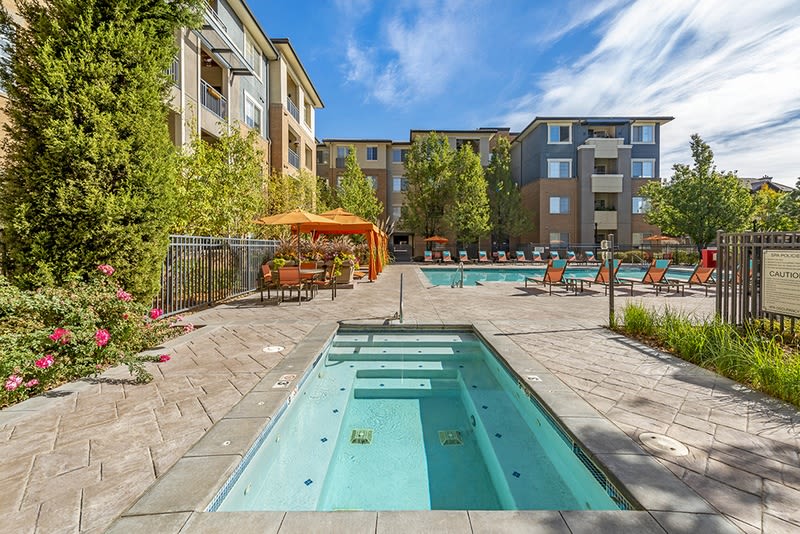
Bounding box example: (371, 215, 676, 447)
(616, 302, 800, 408)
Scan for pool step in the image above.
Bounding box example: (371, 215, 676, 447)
(356, 369, 459, 380)
(353, 377, 460, 399)
(328, 346, 482, 362)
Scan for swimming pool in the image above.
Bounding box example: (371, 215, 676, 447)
(211, 329, 632, 512)
(421, 266, 694, 286)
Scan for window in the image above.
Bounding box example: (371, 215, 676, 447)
(336, 146, 349, 168)
(549, 232, 569, 245)
(632, 123, 654, 143)
(548, 123, 571, 144)
(549, 197, 569, 214)
(455, 139, 479, 153)
(393, 176, 407, 192)
(392, 206, 402, 220)
(317, 148, 328, 165)
(632, 159, 655, 178)
(244, 94, 262, 133)
(392, 148, 409, 163)
(632, 197, 649, 214)
(245, 33, 262, 79)
(366, 175, 378, 189)
(547, 159, 572, 178)
(366, 146, 378, 161)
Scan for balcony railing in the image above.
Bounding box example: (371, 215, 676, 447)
(591, 174, 623, 193)
(201, 80, 227, 119)
(166, 56, 180, 88)
(288, 147, 300, 168)
(287, 97, 300, 122)
(203, 0, 227, 33)
(594, 210, 618, 230)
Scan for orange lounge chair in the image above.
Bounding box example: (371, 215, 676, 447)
(618, 259, 676, 295)
(568, 259, 623, 295)
(496, 250, 508, 262)
(670, 264, 715, 295)
(459, 250, 472, 263)
(515, 251, 529, 263)
(423, 250, 434, 262)
(442, 250, 454, 263)
(550, 251, 560, 261)
(567, 251, 577, 263)
(585, 251, 598, 263)
(532, 251, 545, 262)
(478, 250, 490, 263)
(524, 259, 568, 295)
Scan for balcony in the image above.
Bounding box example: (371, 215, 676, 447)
(203, 0, 227, 34)
(288, 147, 300, 168)
(594, 210, 618, 230)
(166, 56, 180, 88)
(201, 80, 227, 119)
(287, 97, 300, 122)
(583, 137, 624, 158)
(591, 174, 623, 193)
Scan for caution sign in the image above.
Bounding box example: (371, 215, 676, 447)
(762, 250, 800, 317)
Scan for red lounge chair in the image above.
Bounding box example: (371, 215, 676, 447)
(516, 251, 529, 263)
(497, 250, 508, 262)
(459, 250, 472, 263)
(442, 250, 454, 263)
(550, 251, 560, 261)
(423, 250, 433, 262)
(532, 251, 545, 262)
(478, 250, 490, 263)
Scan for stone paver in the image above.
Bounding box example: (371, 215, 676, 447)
(1, 264, 798, 532)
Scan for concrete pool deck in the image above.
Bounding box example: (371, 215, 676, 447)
(1, 264, 798, 533)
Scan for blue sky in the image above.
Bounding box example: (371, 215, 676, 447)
(253, 0, 800, 187)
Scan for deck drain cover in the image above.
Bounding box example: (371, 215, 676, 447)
(262, 345, 284, 353)
(439, 430, 463, 446)
(639, 433, 689, 456)
(350, 429, 373, 445)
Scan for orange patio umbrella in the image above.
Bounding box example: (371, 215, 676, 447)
(423, 235, 449, 244)
(255, 209, 339, 261)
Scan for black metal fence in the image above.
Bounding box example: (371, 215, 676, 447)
(716, 231, 800, 329)
(154, 235, 279, 317)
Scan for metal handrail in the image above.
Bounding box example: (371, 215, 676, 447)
(287, 97, 300, 122)
(201, 79, 227, 119)
(288, 147, 300, 168)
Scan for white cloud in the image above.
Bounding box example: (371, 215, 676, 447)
(494, 0, 800, 186)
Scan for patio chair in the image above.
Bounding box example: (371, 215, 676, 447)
(423, 250, 434, 262)
(524, 259, 568, 295)
(259, 264, 276, 302)
(617, 259, 674, 295)
(515, 251, 529, 263)
(310, 263, 337, 300)
(442, 250, 454, 263)
(496, 250, 508, 262)
(278, 266, 305, 305)
(671, 264, 715, 296)
(567, 251, 577, 263)
(459, 250, 472, 263)
(585, 251, 598, 263)
(550, 251, 560, 261)
(478, 250, 490, 263)
(532, 251, 545, 262)
(568, 259, 623, 295)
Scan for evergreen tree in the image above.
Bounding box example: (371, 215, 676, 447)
(444, 145, 490, 243)
(337, 146, 383, 222)
(486, 136, 532, 246)
(0, 0, 201, 298)
(401, 132, 453, 237)
(640, 134, 753, 252)
(175, 124, 267, 237)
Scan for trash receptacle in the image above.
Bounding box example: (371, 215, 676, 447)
(701, 248, 717, 268)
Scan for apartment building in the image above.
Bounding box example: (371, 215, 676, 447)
(511, 116, 673, 248)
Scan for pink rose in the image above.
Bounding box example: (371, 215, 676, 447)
(149, 308, 164, 320)
(35, 354, 55, 369)
(95, 329, 110, 347)
(97, 264, 115, 276)
(25, 379, 39, 388)
(158, 354, 170, 363)
(4, 375, 23, 391)
(116, 289, 132, 302)
(49, 327, 71, 344)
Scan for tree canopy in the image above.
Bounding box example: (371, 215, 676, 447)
(486, 136, 532, 245)
(445, 145, 490, 243)
(640, 134, 753, 251)
(336, 146, 383, 222)
(752, 183, 799, 231)
(0, 0, 202, 298)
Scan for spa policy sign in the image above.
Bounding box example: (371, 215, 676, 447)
(762, 250, 800, 317)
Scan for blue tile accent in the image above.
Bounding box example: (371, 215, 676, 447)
(320, 437, 327, 443)
(472, 385, 478, 389)
(332, 409, 339, 413)
(379, 383, 385, 387)
(495, 433, 502, 438)
(459, 365, 464, 368)
(512, 471, 520, 478)
(482, 405, 488, 409)
(339, 387, 345, 391)
(304, 479, 313, 486)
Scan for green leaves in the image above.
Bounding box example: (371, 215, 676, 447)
(337, 146, 383, 222)
(486, 136, 532, 242)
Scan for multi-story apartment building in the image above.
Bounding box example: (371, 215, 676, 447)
(511, 116, 673, 248)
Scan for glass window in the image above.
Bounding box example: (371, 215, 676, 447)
(549, 197, 569, 214)
(547, 159, 571, 178)
(366, 146, 378, 161)
(245, 34, 261, 78)
(393, 177, 407, 192)
(548, 124, 571, 143)
(366, 175, 378, 189)
(392, 148, 408, 163)
(632, 124, 654, 143)
(549, 232, 569, 244)
(632, 160, 655, 178)
(392, 206, 402, 220)
(632, 197, 649, 214)
(632, 232, 652, 246)
(244, 95, 261, 133)
(455, 139, 479, 153)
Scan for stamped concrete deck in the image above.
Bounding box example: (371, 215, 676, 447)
(1, 264, 798, 533)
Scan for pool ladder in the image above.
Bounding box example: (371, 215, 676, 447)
(451, 262, 465, 288)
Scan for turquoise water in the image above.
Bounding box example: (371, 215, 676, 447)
(214, 331, 629, 511)
(422, 266, 694, 286)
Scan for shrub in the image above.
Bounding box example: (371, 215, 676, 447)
(0, 267, 190, 408)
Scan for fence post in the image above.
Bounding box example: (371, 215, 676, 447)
(207, 242, 213, 307)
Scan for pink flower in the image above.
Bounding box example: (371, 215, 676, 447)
(183, 324, 195, 334)
(4, 375, 23, 391)
(122, 313, 130, 320)
(95, 329, 110, 347)
(35, 354, 55, 369)
(158, 354, 170, 363)
(25, 379, 39, 388)
(97, 264, 115, 276)
(49, 327, 71, 344)
(116, 289, 132, 302)
(149, 308, 164, 320)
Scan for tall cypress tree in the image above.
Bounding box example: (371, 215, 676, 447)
(0, 0, 201, 298)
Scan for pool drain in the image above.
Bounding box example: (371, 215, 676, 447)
(350, 429, 373, 444)
(639, 432, 689, 456)
(262, 345, 285, 353)
(439, 430, 463, 446)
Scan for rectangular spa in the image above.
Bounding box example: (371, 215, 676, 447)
(210, 329, 632, 512)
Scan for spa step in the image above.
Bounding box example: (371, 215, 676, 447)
(353, 378, 460, 399)
(356, 369, 459, 380)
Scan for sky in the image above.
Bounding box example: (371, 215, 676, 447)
(253, 0, 800, 187)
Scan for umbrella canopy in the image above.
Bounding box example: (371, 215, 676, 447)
(255, 209, 338, 261)
(423, 235, 449, 244)
(643, 235, 680, 245)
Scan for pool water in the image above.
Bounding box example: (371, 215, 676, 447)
(213, 331, 630, 512)
(422, 266, 694, 286)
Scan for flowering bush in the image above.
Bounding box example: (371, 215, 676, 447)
(0, 267, 194, 408)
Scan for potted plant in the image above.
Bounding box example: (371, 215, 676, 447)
(326, 236, 357, 284)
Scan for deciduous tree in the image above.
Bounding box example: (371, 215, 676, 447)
(445, 145, 490, 243)
(401, 132, 453, 237)
(336, 146, 383, 222)
(486, 137, 532, 246)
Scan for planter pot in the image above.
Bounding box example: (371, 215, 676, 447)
(336, 263, 355, 284)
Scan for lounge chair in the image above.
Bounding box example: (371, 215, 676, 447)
(497, 250, 508, 262)
(259, 264, 276, 302)
(442, 250, 454, 263)
(532, 251, 545, 262)
(618, 259, 676, 295)
(478, 250, 490, 263)
(671, 264, 715, 295)
(423, 250, 433, 262)
(585, 251, 598, 263)
(524, 259, 568, 295)
(567, 251, 577, 263)
(459, 250, 472, 263)
(568, 259, 623, 295)
(515, 250, 529, 263)
(550, 251, 560, 261)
